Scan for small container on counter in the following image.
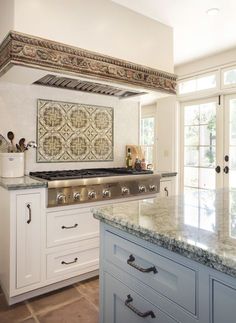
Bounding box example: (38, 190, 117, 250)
(0, 152, 24, 178)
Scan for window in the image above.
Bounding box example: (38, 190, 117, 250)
(178, 73, 217, 95)
(222, 66, 236, 88)
(140, 116, 155, 166)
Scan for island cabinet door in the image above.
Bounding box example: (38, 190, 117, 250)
(103, 272, 178, 323)
(212, 280, 236, 323)
(16, 193, 41, 288)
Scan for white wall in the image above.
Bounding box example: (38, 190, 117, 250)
(0, 0, 173, 73)
(175, 47, 236, 77)
(0, 83, 139, 174)
(142, 96, 177, 172)
(0, 0, 14, 42)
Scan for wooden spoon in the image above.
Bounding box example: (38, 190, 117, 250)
(19, 138, 26, 152)
(7, 131, 15, 152)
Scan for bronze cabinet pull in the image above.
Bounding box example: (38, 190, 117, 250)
(61, 257, 78, 265)
(127, 254, 158, 274)
(164, 187, 169, 196)
(125, 294, 156, 318)
(26, 204, 32, 224)
(61, 224, 78, 229)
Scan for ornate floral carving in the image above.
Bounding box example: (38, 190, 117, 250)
(0, 31, 177, 94)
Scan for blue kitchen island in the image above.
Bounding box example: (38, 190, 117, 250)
(93, 188, 236, 323)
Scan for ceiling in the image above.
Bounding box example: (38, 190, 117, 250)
(112, 0, 236, 66)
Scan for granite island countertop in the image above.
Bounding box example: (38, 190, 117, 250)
(0, 176, 47, 190)
(92, 188, 236, 278)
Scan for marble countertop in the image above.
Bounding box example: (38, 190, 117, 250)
(92, 188, 236, 278)
(0, 176, 47, 190)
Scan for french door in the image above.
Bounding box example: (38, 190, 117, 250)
(181, 94, 236, 192)
(181, 97, 223, 192)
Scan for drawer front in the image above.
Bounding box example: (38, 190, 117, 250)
(212, 280, 236, 323)
(104, 272, 178, 323)
(47, 208, 99, 247)
(47, 240, 99, 279)
(105, 230, 196, 314)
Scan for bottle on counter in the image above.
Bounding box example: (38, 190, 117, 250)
(134, 157, 142, 171)
(126, 148, 133, 169)
(141, 158, 147, 170)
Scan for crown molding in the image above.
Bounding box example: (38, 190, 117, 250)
(0, 31, 177, 94)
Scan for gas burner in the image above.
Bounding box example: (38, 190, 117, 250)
(29, 168, 159, 207)
(29, 168, 153, 181)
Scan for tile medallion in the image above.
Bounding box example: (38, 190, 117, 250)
(37, 99, 113, 162)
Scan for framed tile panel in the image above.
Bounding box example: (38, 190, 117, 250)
(37, 99, 113, 162)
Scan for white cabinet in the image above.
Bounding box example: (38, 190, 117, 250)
(0, 187, 45, 303)
(160, 177, 176, 197)
(16, 193, 41, 288)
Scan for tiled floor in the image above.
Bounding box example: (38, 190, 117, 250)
(0, 277, 99, 323)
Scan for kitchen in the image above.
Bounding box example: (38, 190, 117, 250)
(0, 0, 235, 322)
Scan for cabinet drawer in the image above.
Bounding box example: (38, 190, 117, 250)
(47, 240, 99, 279)
(46, 208, 99, 247)
(105, 230, 196, 314)
(104, 272, 178, 323)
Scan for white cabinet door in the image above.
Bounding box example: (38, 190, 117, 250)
(160, 180, 173, 197)
(16, 193, 41, 288)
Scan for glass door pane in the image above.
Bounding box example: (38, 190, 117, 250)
(182, 98, 221, 192)
(224, 95, 236, 190)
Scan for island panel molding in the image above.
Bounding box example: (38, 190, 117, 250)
(0, 31, 177, 94)
(37, 99, 113, 162)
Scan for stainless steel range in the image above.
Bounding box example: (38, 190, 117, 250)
(30, 168, 161, 207)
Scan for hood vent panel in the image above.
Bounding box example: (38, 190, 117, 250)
(34, 74, 146, 98)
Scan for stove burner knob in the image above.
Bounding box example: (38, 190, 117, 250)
(73, 192, 80, 201)
(88, 191, 96, 199)
(57, 193, 66, 203)
(139, 185, 146, 193)
(121, 187, 129, 195)
(103, 189, 111, 198)
(149, 185, 156, 192)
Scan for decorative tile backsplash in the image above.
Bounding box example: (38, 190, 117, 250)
(37, 99, 113, 162)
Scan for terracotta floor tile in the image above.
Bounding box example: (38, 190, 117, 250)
(76, 277, 99, 307)
(37, 297, 98, 323)
(0, 295, 31, 323)
(19, 318, 37, 323)
(28, 285, 81, 314)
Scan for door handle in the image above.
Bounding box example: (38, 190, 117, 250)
(26, 204, 32, 224)
(127, 254, 158, 274)
(215, 166, 221, 173)
(224, 166, 229, 174)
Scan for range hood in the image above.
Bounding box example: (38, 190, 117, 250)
(0, 31, 177, 96)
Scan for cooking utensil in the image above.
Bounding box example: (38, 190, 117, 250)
(7, 131, 15, 152)
(19, 138, 26, 152)
(26, 141, 37, 149)
(0, 134, 9, 152)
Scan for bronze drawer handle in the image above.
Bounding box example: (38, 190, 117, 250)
(125, 294, 156, 318)
(61, 223, 78, 229)
(127, 254, 158, 274)
(61, 257, 78, 265)
(26, 204, 32, 224)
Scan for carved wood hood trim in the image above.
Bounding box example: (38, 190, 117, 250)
(0, 31, 177, 94)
